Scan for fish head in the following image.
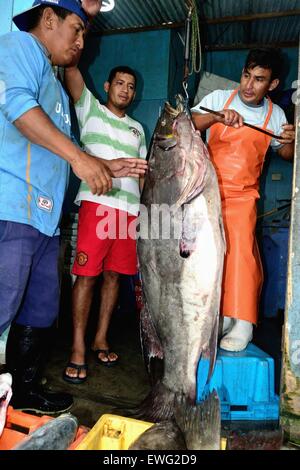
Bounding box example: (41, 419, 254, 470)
(147, 96, 209, 207)
(154, 95, 188, 151)
(146, 101, 185, 205)
(13, 413, 79, 450)
(154, 102, 180, 151)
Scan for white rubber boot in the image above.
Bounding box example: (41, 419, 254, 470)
(222, 317, 234, 335)
(220, 319, 253, 352)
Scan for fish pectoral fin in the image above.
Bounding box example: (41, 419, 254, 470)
(179, 203, 202, 258)
(176, 153, 208, 207)
(207, 315, 219, 382)
(141, 300, 164, 377)
(219, 214, 227, 254)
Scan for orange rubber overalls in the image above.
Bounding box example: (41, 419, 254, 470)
(207, 89, 273, 324)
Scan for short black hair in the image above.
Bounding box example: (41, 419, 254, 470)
(108, 66, 137, 89)
(27, 5, 72, 31)
(244, 48, 283, 81)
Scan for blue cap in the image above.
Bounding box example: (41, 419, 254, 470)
(13, 0, 89, 32)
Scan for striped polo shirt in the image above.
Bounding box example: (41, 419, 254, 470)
(74, 86, 147, 216)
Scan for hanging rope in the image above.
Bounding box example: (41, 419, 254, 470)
(188, 0, 202, 75)
(182, 0, 202, 99)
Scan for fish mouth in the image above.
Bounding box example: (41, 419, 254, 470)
(164, 102, 180, 118)
(165, 95, 187, 117)
(155, 94, 189, 150)
(156, 133, 177, 150)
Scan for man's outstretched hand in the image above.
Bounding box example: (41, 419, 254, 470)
(277, 124, 295, 145)
(105, 158, 148, 178)
(81, 0, 102, 18)
(71, 154, 147, 196)
(71, 152, 112, 196)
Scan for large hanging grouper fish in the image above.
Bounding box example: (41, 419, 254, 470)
(136, 96, 225, 422)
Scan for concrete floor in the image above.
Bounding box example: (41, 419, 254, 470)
(1, 275, 299, 449)
(43, 275, 151, 430)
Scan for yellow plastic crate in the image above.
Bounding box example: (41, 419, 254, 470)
(76, 414, 154, 450)
(76, 413, 227, 450)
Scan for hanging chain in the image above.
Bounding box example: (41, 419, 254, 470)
(190, 1, 202, 75)
(182, 0, 202, 102)
(185, 0, 202, 76)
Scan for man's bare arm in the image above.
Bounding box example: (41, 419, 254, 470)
(14, 107, 147, 194)
(15, 106, 112, 195)
(192, 109, 243, 132)
(82, 0, 102, 18)
(276, 124, 295, 161)
(64, 65, 84, 103)
(277, 143, 294, 161)
(63, 1, 102, 103)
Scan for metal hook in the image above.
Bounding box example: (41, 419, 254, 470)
(182, 81, 192, 118)
(182, 81, 189, 101)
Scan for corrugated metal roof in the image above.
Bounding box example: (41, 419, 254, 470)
(91, 0, 300, 49)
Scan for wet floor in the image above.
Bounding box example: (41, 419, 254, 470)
(43, 275, 151, 429)
(1, 275, 299, 449)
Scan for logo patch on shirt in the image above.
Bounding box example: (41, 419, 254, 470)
(76, 252, 88, 266)
(129, 126, 141, 138)
(37, 196, 53, 212)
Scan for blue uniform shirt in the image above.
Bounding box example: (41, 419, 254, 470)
(0, 32, 71, 236)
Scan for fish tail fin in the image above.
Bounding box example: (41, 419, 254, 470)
(174, 390, 221, 450)
(115, 382, 176, 422)
(129, 421, 186, 450)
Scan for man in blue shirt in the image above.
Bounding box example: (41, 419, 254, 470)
(0, 0, 147, 414)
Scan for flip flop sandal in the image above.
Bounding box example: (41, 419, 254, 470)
(93, 349, 119, 367)
(63, 362, 88, 384)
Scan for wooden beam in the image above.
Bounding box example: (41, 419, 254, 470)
(204, 41, 298, 51)
(91, 21, 185, 36)
(202, 10, 300, 25)
(91, 9, 300, 36)
(280, 44, 300, 445)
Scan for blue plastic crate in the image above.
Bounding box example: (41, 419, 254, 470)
(196, 344, 279, 421)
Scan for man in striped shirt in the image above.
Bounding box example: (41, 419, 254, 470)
(63, 64, 147, 383)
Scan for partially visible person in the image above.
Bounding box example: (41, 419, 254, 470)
(0, 0, 147, 413)
(0, 373, 12, 437)
(192, 48, 295, 352)
(63, 63, 147, 383)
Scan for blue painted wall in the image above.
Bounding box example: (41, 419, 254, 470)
(0, 0, 33, 35)
(203, 48, 298, 90)
(198, 48, 298, 216)
(12, 0, 32, 29)
(1, 2, 298, 218)
(80, 30, 171, 145)
(65, 29, 172, 211)
(0, 0, 14, 34)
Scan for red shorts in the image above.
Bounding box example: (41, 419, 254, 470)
(72, 201, 138, 276)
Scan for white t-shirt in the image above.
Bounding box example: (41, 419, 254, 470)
(192, 90, 287, 149)
(75, 86, 147, 216)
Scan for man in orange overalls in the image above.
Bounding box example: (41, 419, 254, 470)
(192, 48, 295, 352)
